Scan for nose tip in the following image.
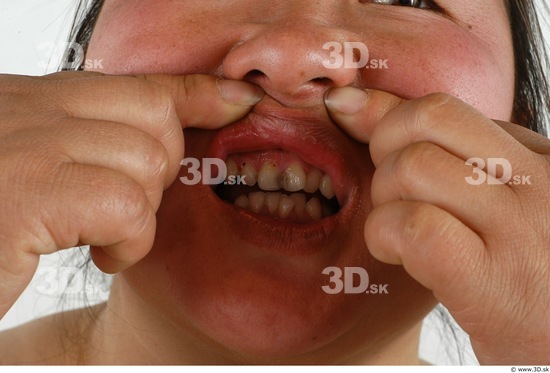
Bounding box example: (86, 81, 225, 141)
(222, 25, 361, 106)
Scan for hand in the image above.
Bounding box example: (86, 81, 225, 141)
(0, 71, 263, 319)
(325, 87, 550, 364)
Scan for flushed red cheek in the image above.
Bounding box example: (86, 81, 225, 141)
(91, 3, 513, 123)
(359, 28, 513, 121)
(89, 2, 233, 75)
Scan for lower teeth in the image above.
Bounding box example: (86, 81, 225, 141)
(232, 191, 331, 222)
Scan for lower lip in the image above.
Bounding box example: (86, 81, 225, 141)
(207, 185, 356, 256)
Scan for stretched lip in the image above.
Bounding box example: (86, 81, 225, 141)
(202, 101, 362, 255)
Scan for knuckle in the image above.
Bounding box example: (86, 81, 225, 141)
(52, 164, 153, 244)
(392, 142, 438, 190)
(179, 74, 196, 102)
(421, 92, 455, 108)
(142, 137, 169, 183)
(135, 77, 177, 127)
(118, 187, 153, 238)
(401, 202, 435, 246)
(106, 177, 151, 229)
(410, 93, 457, 137)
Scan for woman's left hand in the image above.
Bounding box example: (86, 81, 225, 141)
(325, 87, 550, 364)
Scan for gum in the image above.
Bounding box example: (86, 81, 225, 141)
(228, 150, 317, 174)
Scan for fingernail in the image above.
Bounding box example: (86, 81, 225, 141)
(217, 79, 264, 106)
(325, 87, 370, 115)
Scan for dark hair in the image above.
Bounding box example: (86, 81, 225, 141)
(62, 0, 550, 136)
(506, 0, 550, 136)
(61, 0, 104, 70)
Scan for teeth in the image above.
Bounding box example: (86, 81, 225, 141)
(290, 193, 306, 218)
(226, 158, 336, 199)
(227, 157, 338, 221)
(234, 194, 249, 209)
(282, 162, 306, 192)
(265, 192, 282, 214)
(278, 194, 295, 219)
(241, 162, 257, 186)
(306, 197, 322, 220)
(233, 192, 328, 222)
(257, 162, 281, 191)
(249, 192, 266, 213)
(304, 169, 322, 193)
(226, 158, 238, 179)
(319, 174, 335, 199)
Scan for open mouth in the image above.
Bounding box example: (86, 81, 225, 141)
(202, 98, 360, 247)
(195, 100, 364, 254)
(215, 149, 340, 223)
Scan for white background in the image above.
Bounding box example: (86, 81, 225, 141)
(0, 0, 549, 366)
(0, 0, 76, 75)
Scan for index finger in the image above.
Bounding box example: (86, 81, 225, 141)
(139, 74, 265, 129)
(42, 72, 264, 129)
(493, 120, 550, 155)
(326, 87, 535, 171)
(366, 92, 535, 169)
(40, 72, 264, 185)
(325, 86, 404, 143)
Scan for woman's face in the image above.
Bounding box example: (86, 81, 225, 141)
(87, 0, 515, 363)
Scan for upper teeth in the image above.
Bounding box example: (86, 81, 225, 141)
(258, 162, 281, 191)
(282, 162, 306, 192)
(319, 174, 335, 199)
(227, 157, 335, 199)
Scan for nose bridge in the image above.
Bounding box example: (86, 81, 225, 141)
(222, 18, 361, 104)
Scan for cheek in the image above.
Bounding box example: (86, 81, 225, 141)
(89, 3, 514, 122)
(363, 27, 515, 121)
(87, 1, 232, 75)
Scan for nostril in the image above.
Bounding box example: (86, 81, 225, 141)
(309, 77, 336, 92)
(242, 69, 269, 87)
(311, 77, 332, 85)
(244, 69, 266, 80)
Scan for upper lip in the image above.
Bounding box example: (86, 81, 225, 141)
(207, 98, 357, 207)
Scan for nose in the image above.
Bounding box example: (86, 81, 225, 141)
(222, 22, 362, 107)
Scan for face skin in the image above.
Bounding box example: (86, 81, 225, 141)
(85, 0, 515, 364)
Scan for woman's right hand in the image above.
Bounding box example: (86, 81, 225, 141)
(0, 72, 263, 319)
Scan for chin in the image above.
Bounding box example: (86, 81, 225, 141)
(120, 101, 437, 363)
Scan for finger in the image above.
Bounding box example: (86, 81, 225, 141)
(27, 163, 157, 274)
(371, 142, 516, 235)
(25, 118, 170, 209)
(42, 73, 264, 183)
(367, 93, 534, 171)
(325, 87, 536, 175)
(38, 73, 184, 185)
(140, 74, 265, 128)
(43, 72, 264, 130)
(493, 120, 550, 155)
(39, 71, 104, 81)
(364, 200, 487, 312)
(324, 87, 403, 143)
